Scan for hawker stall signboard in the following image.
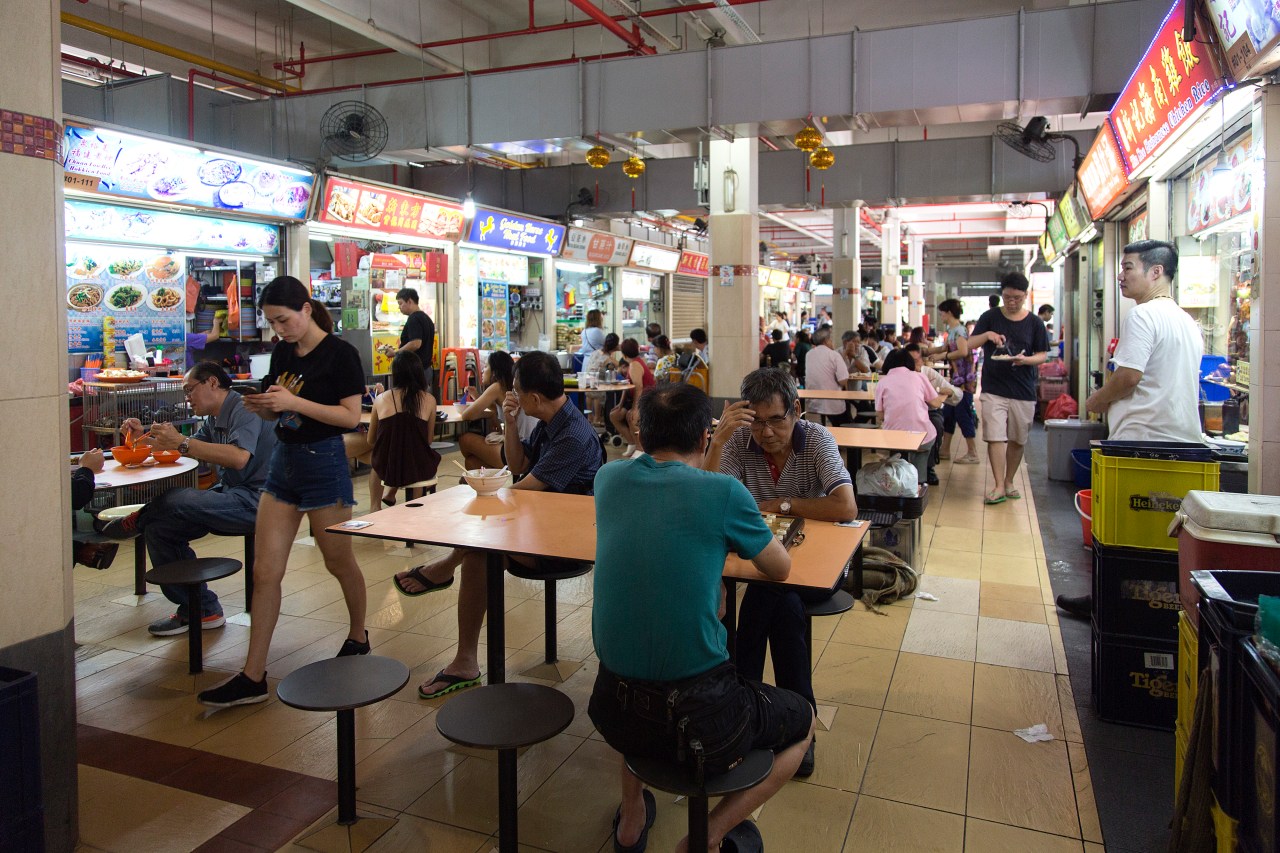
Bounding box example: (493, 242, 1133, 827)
(317, 176, 465, 241)
(1078, 125, 1129, 218)
(63, 123, 315, 221)
(466, 208, 565, 256)
(1106, 0, 1229, 176)
(1204, 0, 1280, 81)
(65, 200, 281, 255)
(628, 242, 681, 273)
(678, 250, 710, 277)
(561, 228, 633, 265)
(1187, 131, 1254, 235)
(66, 244, 187, 354)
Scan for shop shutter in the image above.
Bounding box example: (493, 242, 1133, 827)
(670, 274, 707, 338)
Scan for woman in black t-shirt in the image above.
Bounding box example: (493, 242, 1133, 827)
(198, 276, 369, 709)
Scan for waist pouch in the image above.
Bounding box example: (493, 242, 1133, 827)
(589, 661, 752, 779)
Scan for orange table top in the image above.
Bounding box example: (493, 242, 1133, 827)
(824, 426, 926, 452)
(799, 388, 875, 402)
(724, 518, 869, 589)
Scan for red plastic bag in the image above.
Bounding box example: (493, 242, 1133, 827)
(1039, 360, 1067, 378)
(1044, 393, 1079, 420)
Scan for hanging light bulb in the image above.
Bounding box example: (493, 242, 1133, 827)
(622, 156, 646, 179)
(795, 125, 823, 152)
(585, 145, 611, 168)
(810, 147, 835, 170)
(462, 193, 476, 219)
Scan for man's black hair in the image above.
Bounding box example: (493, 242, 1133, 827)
(1000, 272, 1030, 292)
(1123, 239, 1179, 281)
(396, 287, 420, 304)
(514, 351, 564, 400)
(690, 328, 708, 344)
(190, 361, 232, 389)
(638, 384, 711, 454)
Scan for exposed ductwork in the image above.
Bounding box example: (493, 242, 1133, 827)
(278, 0, 465, 74)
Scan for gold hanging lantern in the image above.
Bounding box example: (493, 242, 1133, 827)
(622, 155, 646, 178)
(794, 124, 822, 152)
(585, 145, 611, 168)
(809, 146, 835, 170)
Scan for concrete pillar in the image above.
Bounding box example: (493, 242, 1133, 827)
(829, 207, 861, 333)
(881, 213, 901, 331)
(707, 138, 759, 399)
(907, 236, 924, 329)
(0, 2, 79, 850)
(1250, 88, 1280, 494)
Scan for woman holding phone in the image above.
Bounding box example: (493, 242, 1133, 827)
(198, 275, 370, 708)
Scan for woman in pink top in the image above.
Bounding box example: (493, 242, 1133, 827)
(610, 337, 657, 458)
(874, 349, 947, 485)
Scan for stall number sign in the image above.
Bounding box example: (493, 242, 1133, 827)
(466, 208, 565, 255)
(1107, 0, 1228, 175)
(562, 228, 633, 265)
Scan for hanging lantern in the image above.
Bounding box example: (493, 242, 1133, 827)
(810, 146, 835, 170)
(794, 124, 822, 152)
(585, 145, 611, 168)
(622, 155, 646, 178)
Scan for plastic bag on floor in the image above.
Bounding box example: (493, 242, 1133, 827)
(855, 453, 918, 497)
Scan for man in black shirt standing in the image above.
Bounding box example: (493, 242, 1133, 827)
(968, 272, 1050, 504)
(395, 288, 436, 387)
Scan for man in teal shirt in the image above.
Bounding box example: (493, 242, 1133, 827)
(590, 383, 814, 853)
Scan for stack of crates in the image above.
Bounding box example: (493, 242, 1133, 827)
(1090, 446, 1218, 730)
(855, 484, 929, 568)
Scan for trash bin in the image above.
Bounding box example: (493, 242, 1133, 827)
(1173, 491, 1280, 629)
(0, 667, 43, 853)
(1046, 418, 1107, 482)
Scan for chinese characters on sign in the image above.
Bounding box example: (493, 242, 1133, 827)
(319, 176, 465, 241)
(677, 250, 710, 277)
(627, 242, 681, 272)
(561, 228, 634, 265)
(1078, 125, 1130, 218)
(1203, 0, 1280, 81)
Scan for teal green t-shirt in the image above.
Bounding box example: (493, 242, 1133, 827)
(592, 454, 776, 681)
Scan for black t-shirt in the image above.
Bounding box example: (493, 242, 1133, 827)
(401, 310, 435, 367)
(266, 334, 367, 444)
(761, 341, 791, 369)
(971, 308, 1049, 401)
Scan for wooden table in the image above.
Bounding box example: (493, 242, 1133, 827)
(849, 373, 878, 383)
(330, 487, 871, 682)
(799, 388, 875, 403)
(824, 425, 926, 470)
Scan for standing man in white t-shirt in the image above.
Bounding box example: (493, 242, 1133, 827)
(1057, 240, 1204, 618)
(803, 327, 852, 426)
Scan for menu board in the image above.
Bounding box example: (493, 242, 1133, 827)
(317, 176, 465, 242)
(1046, 209, 1068, 254)
(1058, 188, 1087, 240)
(63, 124, 314, 221)
(628, 242, 681, 272)
(561, 228, 633, 265)
(678, 250, 710, 277)
(476, 251, 529, 286)
(1040, 231, 1058, 265)
(1204, 0, 1280, 81)
(66, 243, 186, 354)
(479, 281, 510, 350)
(1078, 125, 1129, 218)
(65, 200, 281, 255)
(466, 208, 565, 255)
(1187, 131, 1253, 235)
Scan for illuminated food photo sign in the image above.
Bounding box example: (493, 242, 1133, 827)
(466, 208, 566, 255)
(318, 176, 465, 241)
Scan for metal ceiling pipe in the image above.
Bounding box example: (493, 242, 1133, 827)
(62, 12, 297, 93)
(760, 211, 833, 247)
(566, 0, 657, 55)
(60, 52, 145, 80)
(602, 0, 680, 50)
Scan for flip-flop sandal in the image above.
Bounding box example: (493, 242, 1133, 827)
(720, 820, 763, 853)
(984, 492, 1007, 505)
(418, 670, 481, 700)
(1005, 489, 1022, 500)
(393, 565, 455, 597)
(612, 788, 656, 853)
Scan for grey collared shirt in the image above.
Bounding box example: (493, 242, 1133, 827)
(193, 390, 276, 491)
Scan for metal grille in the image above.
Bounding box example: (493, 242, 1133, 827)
(670, 274, 707, 339)
(88, 468, 200, 512)
(81, 379, 192, 447)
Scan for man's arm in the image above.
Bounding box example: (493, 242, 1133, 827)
(397, 338, 423, 353)
(1086, 367, 1142, 414)
(751, 538, 791, 581)
(759, 483, 856, 521)
(144, 420, 252, 470)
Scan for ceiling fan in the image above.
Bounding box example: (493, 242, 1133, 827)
(996, 116, 1083, 169)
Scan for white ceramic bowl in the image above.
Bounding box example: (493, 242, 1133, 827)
(463, 468, 512, 496)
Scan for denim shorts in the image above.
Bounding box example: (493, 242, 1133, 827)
(263, 436, 354, 511)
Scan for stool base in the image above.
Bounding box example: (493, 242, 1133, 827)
(518, 659, 582, 683)
(294, 813, 397, 853)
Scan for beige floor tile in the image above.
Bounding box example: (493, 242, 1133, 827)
(830, 606, 910, 651)
(936, 509, 986, 531)
(196, 698, 330, 762)
(77, 681, 197, 734)
(971, 664, 1064, 738)
(1084, 843, 1105, 853)
(980, 582, 1043, 604)
(931, 526, 985, 553)
(812, 643, 898, 708)
(1067, 742, 1104, 843)
(861, 711, 970, 814)
(513, 738, 619, 853)
(979, 555, 1042, 587)
(925, 550, 983, 581)
(900, 609, 978, 662)
(978, 597, 1047, 624)
(1050, 624, 1071, 676)
(805, 703, 883, 793)
(353, 713, 466, 812)
(976, 617, 1055, 673)
(261, 717, 389, 779)
(75, 646, 139, 680)
(362, 813, 489, 853)
(884, 653, 974, 725)
(842, 796, 965, 853)
(1057, 676, 1083, 743)
(980, 530, 1037, 557)
(966, 728, 1079, 838)
(981, 513, 1033, 533)
(757, 780, 857, 853)
(914, 576, 981, 616)
(963, 818, 1084, 852)
(78, 766, 250, 853)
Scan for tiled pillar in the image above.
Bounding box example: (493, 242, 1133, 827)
(881, 213, 901, 330)
(0, 2, 79, 850)
(707, 138, 759, 400)
(830, 206, 861, 332)
(1250, 87, 1280, 494)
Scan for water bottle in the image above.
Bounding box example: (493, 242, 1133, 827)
(1223, 397, 1240, 434)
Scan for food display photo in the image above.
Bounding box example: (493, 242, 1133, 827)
(66, 245, 188, 355)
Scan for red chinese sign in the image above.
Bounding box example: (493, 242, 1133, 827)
(1078, 124, 1130, 219)
(1107, 0, 1227, 175)
(317, 176, 465, 242)
(677, 250, 710, 277)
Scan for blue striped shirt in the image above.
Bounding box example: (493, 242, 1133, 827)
(523, 398, 601, 494)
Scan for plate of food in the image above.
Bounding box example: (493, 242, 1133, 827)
(105, 283, 145, 311)
(989, 354, 1020, 362)
(146, 255, 182, 282)
(107, 258, 145, 278)
(147, 285, 183, 311)
(495, 318, 507, 338)
(273, 182, 311, 218)
(112, 148, 170, 188)
(481, 318, 495, 338)
(96, 368, 149, 383)
(68, 256, 101, 279)
(250, 168, 284, 196)
(67, 283, 103, 311)
(325, 187, 357, 223)
(1235, 171, 1252, 213)
(216, 181, 255, 210)
(356, 192, 387, 226)
(254, 230, 280, 254)
(482, 298, 494, 318)
(198, 158, 242, 187)
(147, 173, 191, 202)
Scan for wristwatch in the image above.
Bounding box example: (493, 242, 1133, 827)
(178, 437, 191, 455)
(780, 499, 793, 514)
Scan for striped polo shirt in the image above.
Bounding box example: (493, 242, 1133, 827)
(718, 418, 851, 501)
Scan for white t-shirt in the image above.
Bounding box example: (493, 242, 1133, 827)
(803, 345, 849, 416)
(767, 318, 791, 342)
(1108, 297, 1204, 443)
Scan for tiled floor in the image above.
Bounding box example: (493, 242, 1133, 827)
(72, 443, 1106, 852)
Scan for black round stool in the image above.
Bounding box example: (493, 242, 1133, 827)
(506, 561, 593, 681)
(277, 655, 410, 844)
(435, 682, 574, 853)
(144, 557, 241, 674)
(625, 749, 774, 852)
(803, 589, 855, 672)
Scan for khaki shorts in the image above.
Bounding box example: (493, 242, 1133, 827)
(981, 394, 1035, 445)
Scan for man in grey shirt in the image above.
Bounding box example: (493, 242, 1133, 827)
(106, 362, 276, 637)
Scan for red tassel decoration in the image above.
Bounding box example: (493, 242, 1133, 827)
(821, 183, 826, 206)
(805, 166, 810, 194)
(631, 186, 636, 210)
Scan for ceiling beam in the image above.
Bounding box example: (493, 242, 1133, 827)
(760, 211, 833, 247)
(279, 0, 465, 73)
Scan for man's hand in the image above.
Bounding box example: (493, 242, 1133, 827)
(711, 400, 754, 447)
(145, 421, 184, 451)
(1085, 390, 1110, 414)
(757, 498, 786, 514)
(80, 448, 105, 473)
(501, 390, 521, 422)
(121, 417, 145, 443)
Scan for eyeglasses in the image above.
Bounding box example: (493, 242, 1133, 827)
(749, 414, 793, 432)
(181, 383, 199, 396)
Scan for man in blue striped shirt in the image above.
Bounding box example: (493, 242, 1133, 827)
(705, 367, 858, 777)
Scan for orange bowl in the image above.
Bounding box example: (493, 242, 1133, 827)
(111, 445, 151, 465)
(151, 449, 181, 464)
(234, 373, 252, 380)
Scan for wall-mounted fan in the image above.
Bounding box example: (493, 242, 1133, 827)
(995, 116, 1082, 169)
(319, 101, 390, 163)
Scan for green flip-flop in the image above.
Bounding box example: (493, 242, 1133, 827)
(984, 492, 1007, 505)
(418, 670, 481, 700)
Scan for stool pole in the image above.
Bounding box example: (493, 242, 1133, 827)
(486, 552, 506, 684)
(336, 708, 357, 825)
(187, 582, 204, 674)
(243, 534, 255, 613)
(805, 613, 815, 673)
(134, 543, 147, 596)
(497, 748, 518, 853)
(688, 793, 710, 853)
(542, 580, 558, 665)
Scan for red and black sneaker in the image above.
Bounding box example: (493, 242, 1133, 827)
(101, 511, 142, 540)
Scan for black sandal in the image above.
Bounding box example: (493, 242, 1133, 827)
(393, 565, 455, 597)
(613, 788, 656, 853)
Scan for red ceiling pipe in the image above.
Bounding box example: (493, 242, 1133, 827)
(551, 1, 653, 54)
(61, 52, 145, 79)
(188, 68, 275, 139)
(530, 0, 536, 28)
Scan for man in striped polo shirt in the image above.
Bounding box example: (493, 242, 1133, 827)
(705, 368, 858, 778)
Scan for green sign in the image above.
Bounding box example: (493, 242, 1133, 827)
(899, 267, 915, 277)
(1058, 189, 1086, 240)
(1046, 209, 1068, 254)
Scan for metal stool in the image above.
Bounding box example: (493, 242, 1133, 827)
(435, 683, 574, 853)
(506, 560, 593, 681)
(99, 503, 147, 595)
(241, 533, 255, 613)
(803, 589, 855, 671)
(625, 749, 773, 853)
(143, 557, 240, 673)
(277, 655, 410, 849)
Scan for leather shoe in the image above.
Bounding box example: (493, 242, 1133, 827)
(794, 738, 816, 778)
(1055, 593, 1092, 619)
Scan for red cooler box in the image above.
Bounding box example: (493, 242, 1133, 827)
(1174, 491, 1280, 629)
